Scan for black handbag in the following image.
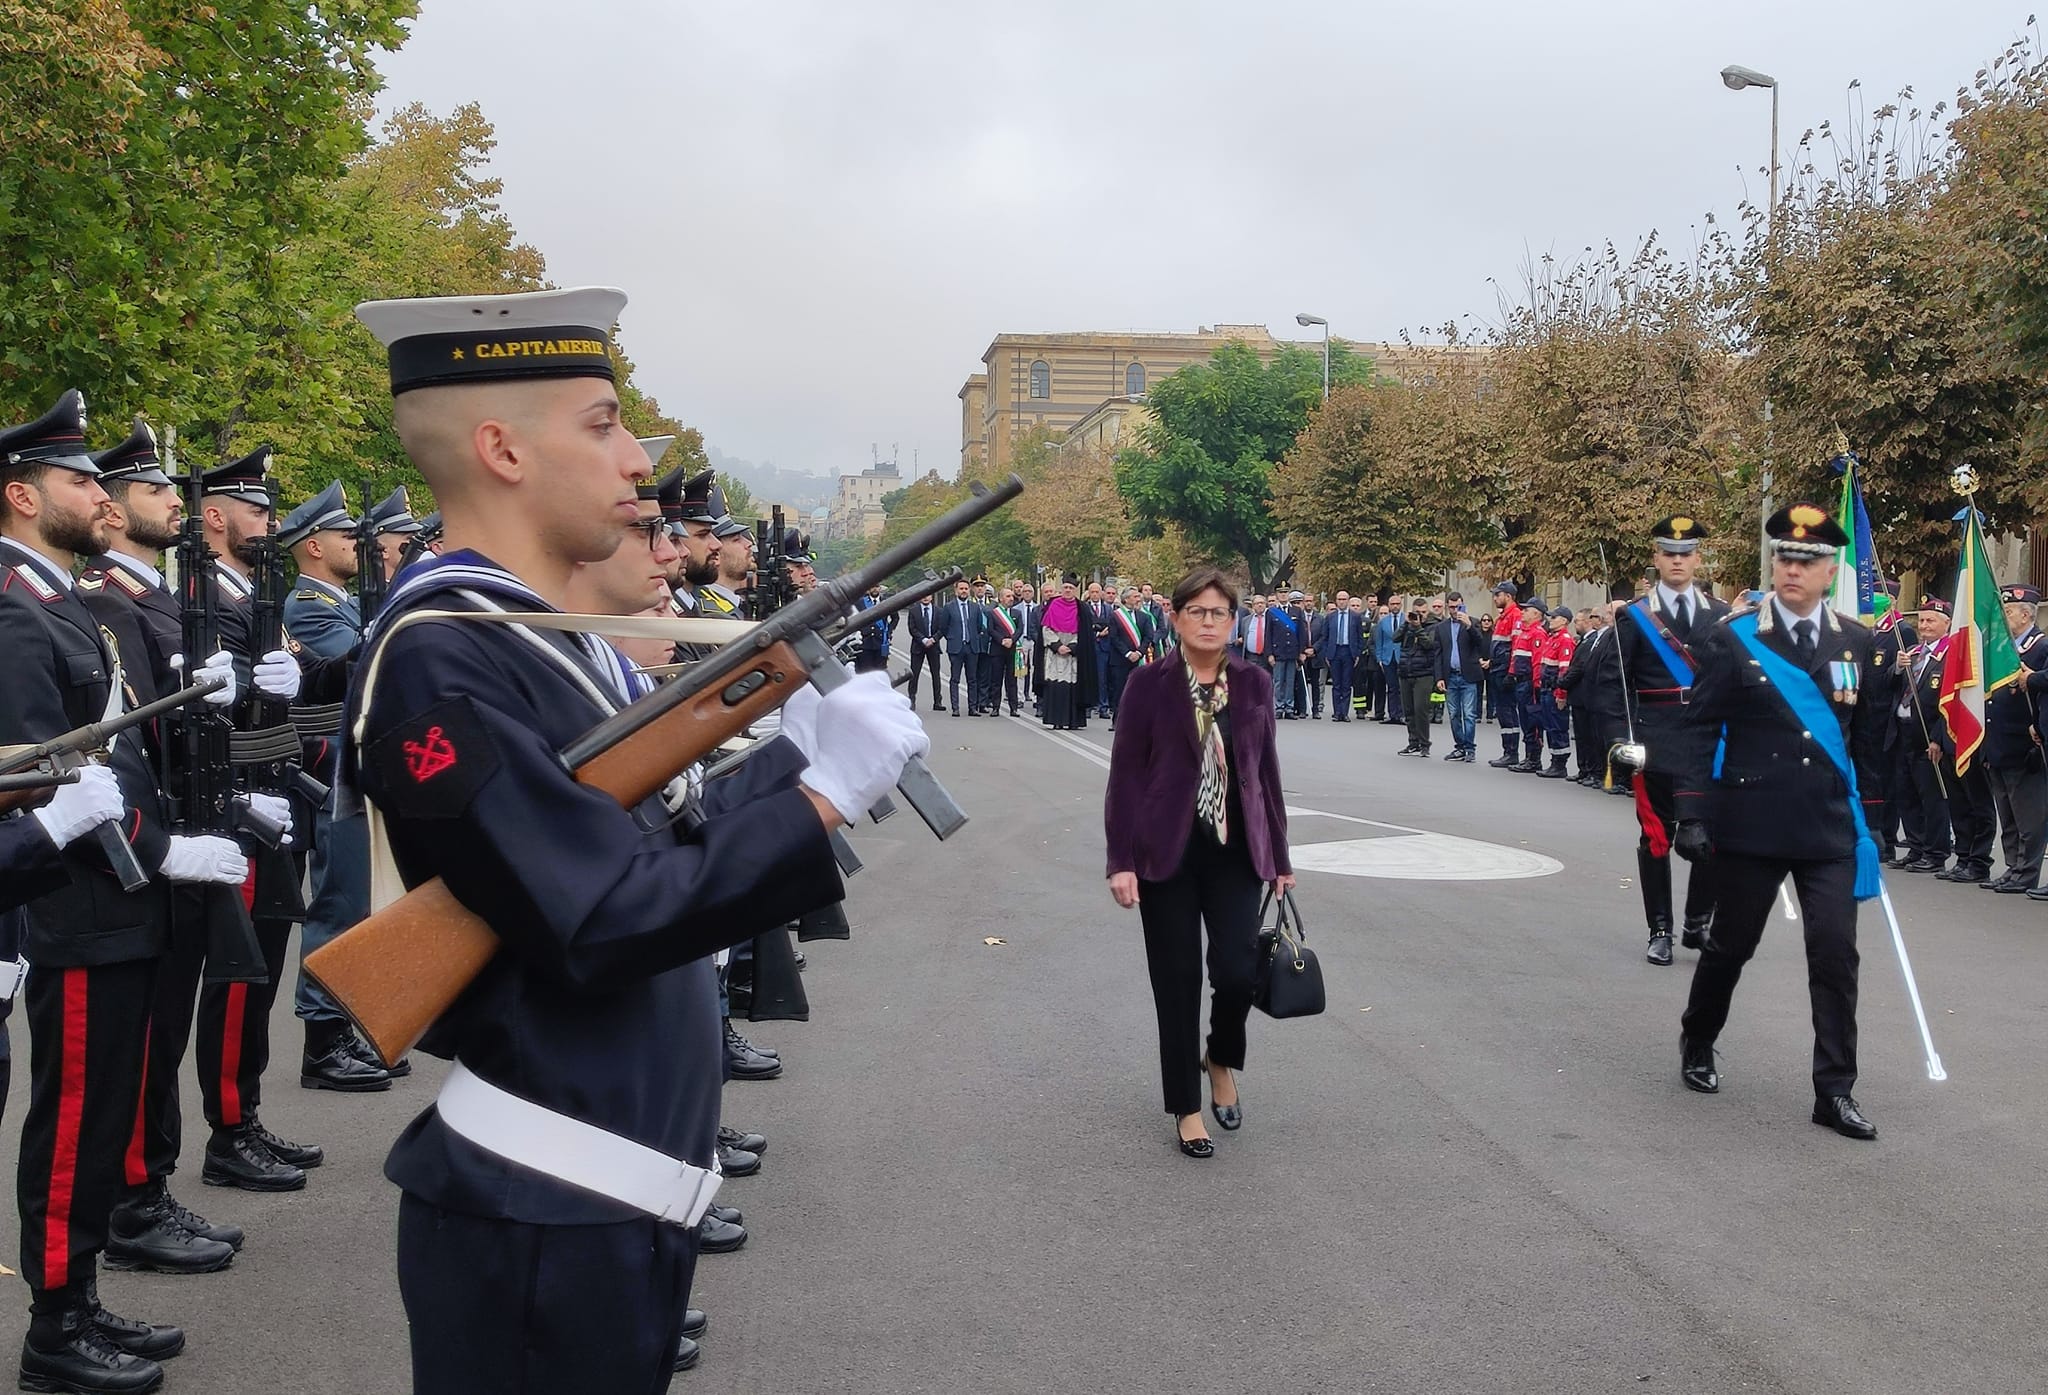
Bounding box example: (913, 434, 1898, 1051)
(1252, 888, 1325, 1019)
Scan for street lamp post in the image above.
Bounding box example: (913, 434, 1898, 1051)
(1296, 312, 1330, 401)
(1722, 63, 1780, 584)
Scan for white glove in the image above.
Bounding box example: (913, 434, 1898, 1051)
(245, 791, 295, 847)
(801, 672, 931, 823)
(168, 650, 239, 706)
(778, 678, 827, 763)
(30, 764, 126, 850)
(253, 648, 302, 701)
(158, 835, 249, 886)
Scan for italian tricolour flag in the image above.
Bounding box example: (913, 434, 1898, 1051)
(1937, 507, 2022, 774)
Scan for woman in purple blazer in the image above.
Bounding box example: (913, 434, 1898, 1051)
(1105, 566, 1294, 1158)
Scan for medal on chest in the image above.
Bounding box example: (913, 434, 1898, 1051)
(1830, 654, 1859, 705)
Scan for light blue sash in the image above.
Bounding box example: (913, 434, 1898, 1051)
(1628, 599, 1696, 687)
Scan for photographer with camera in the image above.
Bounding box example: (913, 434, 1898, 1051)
(1395, 598, 1440, 757)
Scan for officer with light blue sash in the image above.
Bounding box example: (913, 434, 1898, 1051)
(1671, 504, 1886, 1141)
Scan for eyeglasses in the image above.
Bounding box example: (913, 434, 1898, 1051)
(1178, 605, 1233, 623)
(629, 518, 667, 549)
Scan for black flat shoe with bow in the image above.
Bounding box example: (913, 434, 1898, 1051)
(1174, 1115, 1214, 1159)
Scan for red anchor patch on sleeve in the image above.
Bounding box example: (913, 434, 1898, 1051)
(369, 696, 499, 819)
(403, 725, 458, 783)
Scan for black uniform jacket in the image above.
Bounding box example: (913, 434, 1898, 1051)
(1562, 626, 1627, 718)
(1675, 601, 1884, 862)
(1613, 588, 1731, 776)
(78, 554, 182, 706)
(1983, 628, 2047, 769)
(349, 551, 842, 1225)
(0, 545, 170, 965)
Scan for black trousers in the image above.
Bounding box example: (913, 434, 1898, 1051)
(1986, 756, 2048, 883)
(398, 1194, 696, 1395)
(1681, 852, 1859, 1096)
(137, 885, 293, 1182)
(1402, 673, 1435, 749)
(1138, 833, 1265, 1118)
(1908, 755, 1953, 855)
(1950, 760, 1997, 868)
(1882, 741, 1926, 859)
(1107, 660, 1138, 716)
(909, 643, 943, 707)
(947, 651, 973, 712)
(1327, 651, 1356, 717)
(1632, 771, 1716, 932)
(988, 645, 1019, 711)
(18, 958, 153, 1298)
(1360, 662, 1386, 718)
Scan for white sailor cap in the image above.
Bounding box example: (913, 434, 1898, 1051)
(354, 287, 628, 396)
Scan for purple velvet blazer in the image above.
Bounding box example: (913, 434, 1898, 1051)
(1104, 652, 1291, 883)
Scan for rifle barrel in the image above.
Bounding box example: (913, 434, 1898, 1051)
(824, 568, 962, 643)
(0, 677, 226, 775)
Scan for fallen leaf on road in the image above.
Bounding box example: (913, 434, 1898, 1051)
(983, 936, 1006, 946)
(1358, 1006, 1372, 1012)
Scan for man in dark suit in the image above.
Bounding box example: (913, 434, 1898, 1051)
(1321, 591, 1362, 720)
(1086, 583, 1116, 717)
(1562, 605, 1626, 782)
(1105, 585, 1152, 723)
(1864, 584, 1922, 867)
(1433, 594, 1486, 760)
(1979, 584, 2048, 892)
(1672, 504, 1886, 1141)
(941, 578, 984, 716)
(1014, 586, 1042, 706)
(851, 585, 897, 674)
(1613, 516, 1730, 966)
(1899, 600, 1956, 874)
(1267, 591, 1305, 718)
(906, 589, 944, 711)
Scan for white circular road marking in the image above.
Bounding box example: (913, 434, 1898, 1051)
(1290, 833, 1562, 881)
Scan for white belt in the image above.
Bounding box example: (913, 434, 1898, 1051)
(435, 1062, 721, 1228)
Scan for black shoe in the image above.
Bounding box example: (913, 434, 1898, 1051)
(1512, 758, 1541, 774)
(1813, 1094, 1877, 1140)
(680, 1309, 708, 1342)
(717, 1124, 767, 1155)
(1174, 1116, 1214, 1159)
(1680, 1036, 1720, 1094)
(346, 1034, 410, 1078)
(20, 1314, 164, 1394)
(931, 704, 944, 712)
(1680, 914, 1713, 952)
(705, 1202, 744, 1226)
(1442, 748, 1464, 760)
(2027, 884, 2048, 902)
(1488, 753, 1518, 768)
(83, 1283, 182, 1364)
(716, 1144, 760, 1178)
(201, 1125, 306, 1193)
(721, 1017, 778, 1059)
(300, 1037, 392, 1092)
(1537, 760, 1569, 779)
(723, 1022, 783, 1081)
(673, 1336, 702, 1372)
(1935, 865, 1971, 882)
(248, 1114, 323, 1170)
(152, 1184, 242, 1252)
(1646, 931, 1674, 966)
(697, 1213, 748, 1253)
(1995, 877, 2037, 893)
(1903, 856, 1947, 873)
(105, 1184, 237, 1275)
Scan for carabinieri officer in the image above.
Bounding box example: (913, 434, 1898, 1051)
(1671, 504, 1887, 1140)
(348, 285, 927, 1392)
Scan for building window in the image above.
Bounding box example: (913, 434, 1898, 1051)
(1125, 362, 1146, 397)
(1029, 360, 1050, 399)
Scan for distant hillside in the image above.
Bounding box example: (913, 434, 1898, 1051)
(707, 446, 835, 512)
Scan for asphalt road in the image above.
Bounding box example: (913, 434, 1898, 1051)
(4, 703, 2045, 1394)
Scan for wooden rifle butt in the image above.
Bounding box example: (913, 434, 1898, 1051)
(304, 640, 809, 1065)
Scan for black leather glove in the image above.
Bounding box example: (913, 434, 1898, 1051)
(1672, 820, 1712, 864)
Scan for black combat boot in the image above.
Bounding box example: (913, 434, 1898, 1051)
(21, 1289, 165, 1394)
(105, 1181, 237, 1273)
(1538, 754, 1569, 778)
(202, 1124, 306, 1192)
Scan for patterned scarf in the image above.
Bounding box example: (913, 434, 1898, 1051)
(1189, 661, 1230, 844)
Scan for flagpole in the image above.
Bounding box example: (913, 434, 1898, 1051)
(1877, 887, 1948, 1081)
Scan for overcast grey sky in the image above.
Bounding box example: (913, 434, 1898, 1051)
(375, 1, 2033, 477)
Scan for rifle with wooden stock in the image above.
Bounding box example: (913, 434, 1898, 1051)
(306, 475, 1025, 1064)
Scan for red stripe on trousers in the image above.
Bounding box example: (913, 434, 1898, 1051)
(219, 985, 247, 1126)
(1633, 773, 1671, 858)
(122, 1013, 152, 1188)
(44, 969, 89, 1288)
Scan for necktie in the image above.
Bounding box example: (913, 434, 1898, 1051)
(1673, 595, 1689, 632)
(1253, 617, 1264, 653)
(1794, 618, 1817, 662)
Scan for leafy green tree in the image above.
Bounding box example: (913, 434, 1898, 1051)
(1115, 340, 1371, 584)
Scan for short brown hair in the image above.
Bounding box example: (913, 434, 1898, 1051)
(1171, 565, 1237, 613)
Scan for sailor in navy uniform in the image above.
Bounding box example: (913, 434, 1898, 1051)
(1, 389, 257, 1390)
(1612, 515, 1729, 966)
(1672, 504, 1886, 1141)
(351, 286, 927, 1392)
(1981, 583, 2048, 892)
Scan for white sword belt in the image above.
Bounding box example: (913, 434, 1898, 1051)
(434, 1062, 722, 1228)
